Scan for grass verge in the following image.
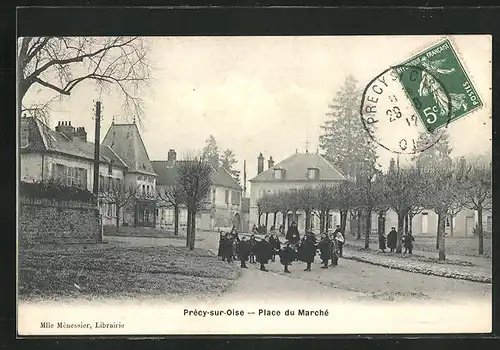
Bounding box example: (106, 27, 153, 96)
(19, 243, 239, 301)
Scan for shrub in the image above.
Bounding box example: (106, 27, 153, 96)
(19, 180, 96, 203)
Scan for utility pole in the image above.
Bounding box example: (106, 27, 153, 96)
(243, 160, 247, 197)
(93, 101, 102, 196)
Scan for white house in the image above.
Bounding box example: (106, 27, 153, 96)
(152, 149, 243, 232)
(249, 151, 347, 233)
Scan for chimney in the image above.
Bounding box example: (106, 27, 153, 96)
(257, 153, 264, 174)
(268, 156, 274, 169)
(389, 158, 395, 173)
(75, 127, 87, 142)
(167, 149, 177, 161)
(55, 120, 75, 140)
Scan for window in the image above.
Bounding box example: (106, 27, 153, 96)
(225, 190, 230, 204)
(231, 191, 240, 205)
(108, 162, 113, 175)
(274, 168, 285, 180)
(99, 175, 104, 190)
(107, 177, 112, 191)
(327, 214, 333, 229)
(147, 185, 150, 196)
(487, 216, 492, 232)
(107, 203, 113, 216)
(307, 168, 319, 180)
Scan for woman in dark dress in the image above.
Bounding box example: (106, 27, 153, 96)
(255, 235, 273, 271)
(298, 232, 317, 271)
(387, 227, 398, 253)
(238, 237, 251, 268)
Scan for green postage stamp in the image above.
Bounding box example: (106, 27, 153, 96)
(396, 38, 483, 132)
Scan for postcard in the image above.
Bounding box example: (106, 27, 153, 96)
(17, 34, 492, 335)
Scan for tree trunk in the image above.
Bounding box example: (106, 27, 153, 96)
(450, 214, 454, 236)
(189, 210, 196, 250)
(320, 210, 326, 233)
(377, 210, 386, 241)
(186, 208, 192, 248)
(436, 225, 440, 249)
(258, 210, 262, 226)
(437, 212, 446, 260)
(340, 210, 347, 235)
(305, 210, 311, 232)
(174, 205, 179, 236)
(404, 214, 409, 235)
(478, 207, 484, 255)
(365, 208, 372, 249)
(356, 210, 362, 240)
(115, 206, 120, 231)
(281, 211, 287, 234)
(396, 211, 405, 253)
(409, 213, 414, 234)
(273, 212, 278, 228)
(265, 212, 269, 227)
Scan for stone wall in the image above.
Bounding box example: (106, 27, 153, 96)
(19, 196, 101, 245)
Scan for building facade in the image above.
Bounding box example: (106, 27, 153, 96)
(152, 149, 243, 232)
(20, 117, 128, 226)
(249, 152, 347, 233)
(102, 123, 158, 227)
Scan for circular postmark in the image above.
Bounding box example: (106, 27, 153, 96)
(360, 64, 452, 155)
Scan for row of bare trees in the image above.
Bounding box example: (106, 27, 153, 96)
(256, 157, 491, 260)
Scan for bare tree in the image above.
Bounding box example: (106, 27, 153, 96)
(158, 184, 186, 236)
(386, 165, 428, 254)
(100, 181, 137, 230)
(424, 160, 468, 260)
(177, 155, 213, 250)
(461, 157, 492, 255)
(18, 37, 150, 120)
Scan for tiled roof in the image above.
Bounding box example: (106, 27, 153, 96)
(20, 117, 127, 169)
(249, 152, 346, 182)
(152, 160, 242, 190)
(102, 123, 156, 175)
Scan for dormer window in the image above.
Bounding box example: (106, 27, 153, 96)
(307, 168, 319, 180)
(274, 168, 285, 180)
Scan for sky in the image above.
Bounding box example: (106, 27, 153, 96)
(22, 35, 492, 190)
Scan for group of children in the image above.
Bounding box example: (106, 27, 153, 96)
(217, 223, 347, 274)
(379, 227, 415, 254)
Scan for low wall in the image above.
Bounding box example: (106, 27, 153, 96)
(18, 196, 101, 245)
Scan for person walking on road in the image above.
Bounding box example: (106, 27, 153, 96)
(269, 232, 281, 262)
(387, 227, 398, 253)
(256, 235, 273, 272)
(329, 232, 340, 267)
(317, 233, 332, 269)
(298, 231, 317, 271)
(286, 222, 300, 244)
(279, 241, 295, 273)
(379, 231, 387, 253)
(333, 226, 345, 257)
(403, 232, 415, 254)
(248, 234, 258, 263)
(238, 236, 251, 268)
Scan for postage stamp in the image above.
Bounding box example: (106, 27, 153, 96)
(360, 37, 485, 154)
(398, 38, 484, 132)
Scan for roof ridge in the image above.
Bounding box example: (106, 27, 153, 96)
(316, 153, 347, 180)
(102, 145, 129, 169)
